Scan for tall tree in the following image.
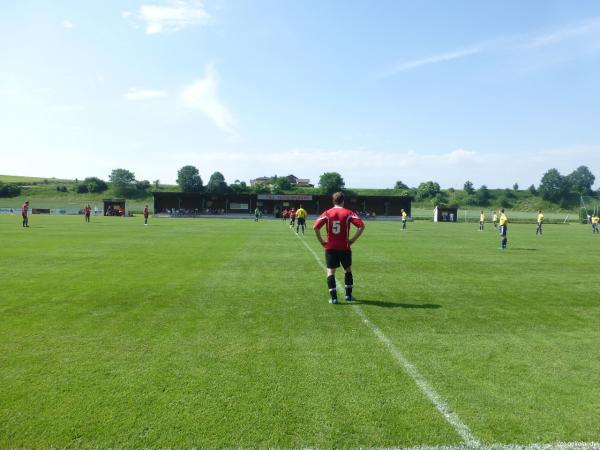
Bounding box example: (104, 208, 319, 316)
(539, 168, 569, 202)
(206, 171, 229, 193)
(318, 172, 345, 194)
(177, 165, 203, 192)
(567, 165, 595, 195)
(463, 180, 474, 194)
(109, 169, 136, 196)
(230, 180, 249, 193)
(272, 176, 292, 192)
(477, 185, 491, 206)
(417, 181, 441, 200)
(394, 180, 409, 190)
(81, 177, 108, 193)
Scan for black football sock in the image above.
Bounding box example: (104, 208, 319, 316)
(344, 272, 353, 298)
(327, 275, 337, 300)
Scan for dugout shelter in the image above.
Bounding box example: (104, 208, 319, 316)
(103, 199, 127, 216)
(434, 205, 458, 222)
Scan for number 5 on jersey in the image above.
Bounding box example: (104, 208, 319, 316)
(332, 220, 341, 235)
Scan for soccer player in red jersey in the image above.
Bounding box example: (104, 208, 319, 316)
(21, 201, 30, 227)
(313, 192, 365, 304)
(84, 204, 92, 223)
(143, 204, 149, 225)
(289, 208, 296, 228)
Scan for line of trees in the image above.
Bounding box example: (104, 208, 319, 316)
(392, 165, 596, 207)
(175, 165, 347, 195)
(3, 164, 595, 205)
(538, 166, 595, 205)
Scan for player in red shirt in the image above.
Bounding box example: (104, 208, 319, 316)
(21, 201, 30, 227)
(313, 192, 365, 304)
(84, 204, 91, 223)
(143, 204, 149, 225)
(289, 208, 296, 228)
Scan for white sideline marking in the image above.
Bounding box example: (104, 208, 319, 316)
(295, 233, 481, 448)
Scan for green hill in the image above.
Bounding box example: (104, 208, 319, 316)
(0, 175, 73, 183)
(0, 176, 178, 212)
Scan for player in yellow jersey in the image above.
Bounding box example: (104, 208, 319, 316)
(401, 209, 408, 231)
(479, 210, 485, 231)
(592, 214, 599, 234)
(536, 210, 544, 235)
(295, 204, 308, 235)
(492, 211, 498, 229)
(499, 208, 508, 249)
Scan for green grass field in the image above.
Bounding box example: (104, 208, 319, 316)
(1, 215, 599, 448)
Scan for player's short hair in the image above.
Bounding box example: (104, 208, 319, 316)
(332, 192, 344, 205)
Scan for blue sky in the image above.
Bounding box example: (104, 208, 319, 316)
(1, 0, 599, 188)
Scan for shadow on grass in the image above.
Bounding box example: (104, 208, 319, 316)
(344, 300, 441, 309)
(509, 247, 539, 251)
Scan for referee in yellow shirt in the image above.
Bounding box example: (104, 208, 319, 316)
(499, 208, 508, 249)
(295, 204, 308, 235)
(479, 210, 485, 231)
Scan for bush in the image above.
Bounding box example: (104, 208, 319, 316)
(76, 184, 88, 193)
(499, 196, 513, 208)
(82, 177, 108, 193)
(504, 189, 516, 199)
(136, 180, 151, 191)
(0, 183, 21, 198)
(463, 195, 479, 206)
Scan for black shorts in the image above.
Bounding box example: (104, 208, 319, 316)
(297, 217, 305, 225)
(500, 224, 507, 237)
(325, 249, 352, 269)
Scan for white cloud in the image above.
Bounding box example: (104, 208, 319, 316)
(125, 88, 168, 101)
(62, 20, 75, 29)
(525, 19, 600, 49)
(382, 46, 483, 76)
(181, 64, 236, 136)
(123, 1, 209, 35)
(382, 17, 600, 77)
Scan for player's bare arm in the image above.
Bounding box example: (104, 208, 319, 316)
(314, 228, 327, 246)
(349, 225, 365, 245)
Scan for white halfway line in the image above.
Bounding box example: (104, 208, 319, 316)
(294, 232, 481, 448)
